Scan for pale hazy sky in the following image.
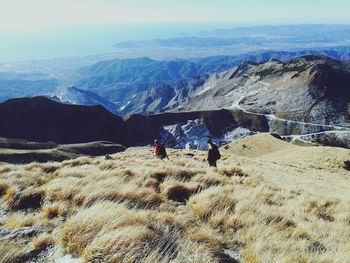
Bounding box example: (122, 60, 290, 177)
(1, 0, 350, 31)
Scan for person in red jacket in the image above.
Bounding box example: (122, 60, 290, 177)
(154, 139, 168, 160)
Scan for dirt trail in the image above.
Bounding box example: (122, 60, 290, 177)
(227, 94, 350, 144)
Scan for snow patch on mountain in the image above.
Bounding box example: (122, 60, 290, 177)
(53, 86, 119, 115)
(120, 101, 131, 111)
(161, 119, 256, 150)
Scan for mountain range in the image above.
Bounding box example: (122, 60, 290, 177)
(1, 87, 350, 150)
(74, 48, 350, 108)
(2, 46, 350, 106)
(27, 55, 350, 149)
(109, 56, 350, 129)
(2, 42, 350, 149)
(112, 25, 350, 59)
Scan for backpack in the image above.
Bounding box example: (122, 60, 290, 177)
(213, 145, 221, 160)
(158, 144, 167, 158)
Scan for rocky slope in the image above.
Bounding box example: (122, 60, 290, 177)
(173, 56, 350, 127)
(110, 56, 350, 148)
(115, 56, 350, 123)
(118, 76, 208, 115)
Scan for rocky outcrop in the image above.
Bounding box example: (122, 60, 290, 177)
(162, 120, 255, 150)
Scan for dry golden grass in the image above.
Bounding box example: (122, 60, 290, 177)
(0, 183, 9, 197)
(4, 212, 39, 228)
(42, 203, 67, 219)
(4, 188, 44, 210)
(0, 240, 28, 263)
(31, 232, 55, 250)
(0, 133, 350, 262)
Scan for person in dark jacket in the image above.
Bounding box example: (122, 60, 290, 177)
(154, 139, 168, 160)
(207, 139, 221, 167)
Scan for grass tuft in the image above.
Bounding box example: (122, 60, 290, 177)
(5, 189, 44, 210)
(188, 186, 236, 219)
(162, 183, 199, 203)
(219, 167, 248, 177)
(42, 204, 66, 219)
(31, 233, 55, 250)
(0, 183, 9, 197)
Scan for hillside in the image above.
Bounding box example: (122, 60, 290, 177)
(177, 56, 350, 127)
(0, 134, 349, 262)
(74, 51, 350, 109)
(75, 57, 208, 103)
(0, 137, 125, 164)
(0, 96, 270, 147)
(0, 96, 129, 144)
(111, 56, 350, 127)
(2, 96, 350, 151)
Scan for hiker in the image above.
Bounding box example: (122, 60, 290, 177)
(207, 139, 221, 167)
(154, 139, 168, 160)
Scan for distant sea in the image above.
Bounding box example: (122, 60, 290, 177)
(0, 23, 232, 63)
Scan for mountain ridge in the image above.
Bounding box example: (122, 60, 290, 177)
(152, 55, 350, 126)
(0, 96, 271, 146)
(75, 48, 350, 105)
(1, 95, 350, 149)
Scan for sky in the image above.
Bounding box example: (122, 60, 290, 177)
(0, 0, 350, 31)
(0, 0, 350, 63)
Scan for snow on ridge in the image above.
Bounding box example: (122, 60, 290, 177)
(120, 101, 131, 111)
